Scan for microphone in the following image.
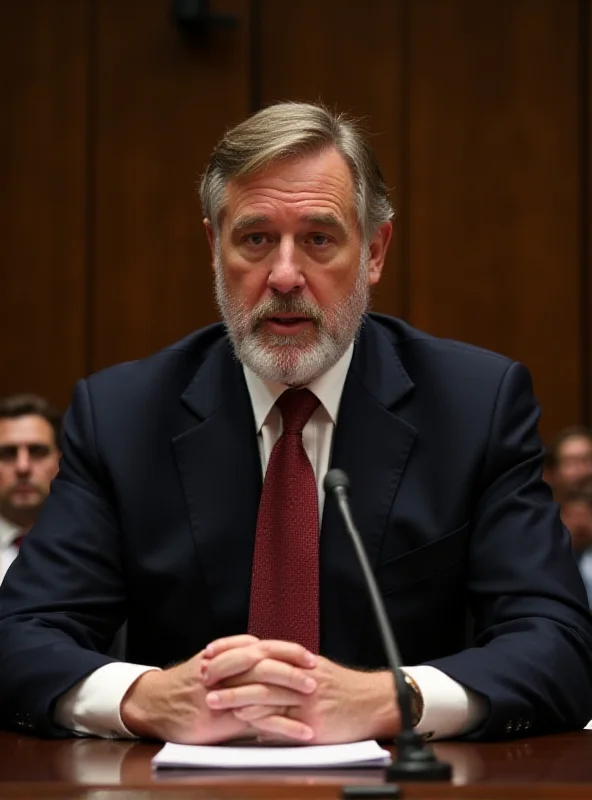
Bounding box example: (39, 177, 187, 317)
(323, 469, 452, 783)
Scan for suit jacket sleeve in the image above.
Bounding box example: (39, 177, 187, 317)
(0, 379, 125, 737)
(425, 361, 592, 739)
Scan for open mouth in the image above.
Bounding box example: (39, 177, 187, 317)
(262, 315, 315, 335)
(267, 316, 310, 326)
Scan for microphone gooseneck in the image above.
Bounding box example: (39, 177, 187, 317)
(324, 469, 452, 784)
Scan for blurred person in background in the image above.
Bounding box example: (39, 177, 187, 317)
(545, 426, 592, 500)
(0, 394, 61, 583)
(560, 490, 592, 606)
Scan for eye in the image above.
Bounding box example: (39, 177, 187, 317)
(306, 233, 332, 247)
(0, 446, 17, 463)
(28, 444, 52, 460)
(242, 233, 270, 246)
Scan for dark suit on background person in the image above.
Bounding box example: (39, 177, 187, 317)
(0, 313, 591, 740)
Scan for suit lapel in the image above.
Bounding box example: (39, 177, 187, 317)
(320, 317, 417, 665)
(172, 338, 262, 639)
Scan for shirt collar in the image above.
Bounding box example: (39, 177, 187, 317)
(243, 343, 354, 433)
(0, 514, 23, 549)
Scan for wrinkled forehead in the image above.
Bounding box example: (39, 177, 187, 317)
(0, 415, 56, 447)
(218, 148, 359, 230)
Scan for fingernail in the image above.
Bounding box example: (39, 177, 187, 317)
(304, 677, 316, 692)
(205, 643, 215, 657)
(206, 692, 220, 707)
(305, 652, 317, 667)
(300, 726, 313, 741)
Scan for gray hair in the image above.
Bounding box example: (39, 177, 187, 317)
(199, 101, 394, 242)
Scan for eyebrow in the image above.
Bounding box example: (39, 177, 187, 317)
(231, 215, 271, 233)
(301, 213, 349, 234)
(0, 443, 53, 454)
(231, 212, 349, 235)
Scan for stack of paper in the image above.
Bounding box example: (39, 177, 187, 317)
(152, 740, 391, 770)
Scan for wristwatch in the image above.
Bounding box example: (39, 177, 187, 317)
(402, 671, 424, 728)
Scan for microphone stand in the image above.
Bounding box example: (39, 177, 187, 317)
(324, 469, 452, 789)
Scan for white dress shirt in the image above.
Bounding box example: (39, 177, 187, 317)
(0, 514, 22, 585)
(55, 345, 486, 739)
(577, 549, 592, 607)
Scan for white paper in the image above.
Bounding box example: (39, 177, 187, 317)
(584, 719, 592, 730)
(152, 739, 391, 770)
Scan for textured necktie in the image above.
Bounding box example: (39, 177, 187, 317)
(248, 388, 321, 652)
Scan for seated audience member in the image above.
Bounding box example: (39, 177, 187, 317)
(546, 426, 592, 500)
(560, 490, 592, 605)
(0, 394, 61, 584)
(0, 102, 591, 746)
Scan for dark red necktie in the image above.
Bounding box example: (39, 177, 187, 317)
(13, 532, 26, 549)
(248, 388, 321, 653)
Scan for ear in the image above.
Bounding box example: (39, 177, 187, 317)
(366, 221, 393, 286)
(203, 219, 217, 267)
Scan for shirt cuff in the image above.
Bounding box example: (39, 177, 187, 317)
(403, 665, 488, 739)
(53, 662, 161, 738)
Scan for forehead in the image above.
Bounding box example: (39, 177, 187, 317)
(559, 436, 592, 458)
(222, 147, 357, 226)
(0, 415, 55, 446)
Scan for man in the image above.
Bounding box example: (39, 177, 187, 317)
(560, 490, 592, 606)
(546, 426, 592, 499)
(0, 394, 61, 583)
(0, 102, 591, 745)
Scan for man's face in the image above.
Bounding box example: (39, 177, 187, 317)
(561, 500, 592, 553)
(555, 436, 592, 492)
(0, 415, 60, 526)
(206, 147, 392, 385)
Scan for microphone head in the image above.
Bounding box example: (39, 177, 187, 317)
(323, 469, 350, 494)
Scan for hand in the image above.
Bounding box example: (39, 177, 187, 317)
(203, 638, 400, 744)
(120, 635, 261, 744)
(201, 636, 319, 741)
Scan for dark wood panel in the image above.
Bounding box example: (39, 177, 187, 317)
(586, 0, 592, 427)
(406, 0, 582, 442)
(257, 0, 403, 319)
(0, 1, 89, 411)
(91, 0, 251, 372)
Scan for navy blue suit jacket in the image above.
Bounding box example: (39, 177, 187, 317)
(1, 314, 591, 739)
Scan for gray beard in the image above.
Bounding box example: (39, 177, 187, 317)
(214, 252, 369, 385)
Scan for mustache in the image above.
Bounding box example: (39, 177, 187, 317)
(250, 295, 324, 329)
(8, 481, 38, 492)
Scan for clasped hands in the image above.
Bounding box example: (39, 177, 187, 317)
(120, 634, 398, 745)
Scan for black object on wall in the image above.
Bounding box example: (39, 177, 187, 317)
(171, 0, 238, 32)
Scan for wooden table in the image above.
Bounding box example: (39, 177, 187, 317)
(0, 730, 591, 799)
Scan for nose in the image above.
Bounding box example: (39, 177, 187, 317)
(266, 238, 305, 295)
(15, 446, 31, 475)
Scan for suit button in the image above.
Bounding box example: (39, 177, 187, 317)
(504, 720, 514, 734)
(524, 720, 531, 730)
(515, 720, 523, 732)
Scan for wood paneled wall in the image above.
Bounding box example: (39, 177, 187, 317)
(1, 0, 590, 441)
(1, 1, 89, 410)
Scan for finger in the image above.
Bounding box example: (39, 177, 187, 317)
(203, 635, 260, 658)
(232, 705, 283, 722)
(208, 639, 315, 669)
(206, 684, 305, 711)
(213, 658, 318, 696)
(250, 713, 314, 742)
(204, 643, 316, 687)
